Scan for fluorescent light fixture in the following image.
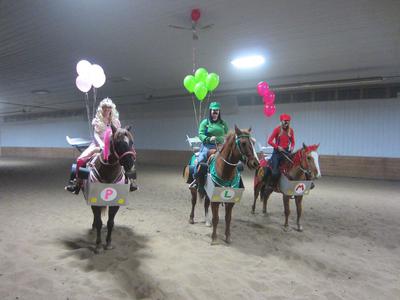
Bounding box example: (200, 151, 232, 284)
(31, 89, 50, 95)
(231, 55, 265, 69)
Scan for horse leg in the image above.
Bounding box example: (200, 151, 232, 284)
(105, 206, 120, 250)
(189, 188, 196, 224)
(91, 206, 103, 253)
(295, 196, 303, 232)
(262, 188, 273, 215)
(225, 203, 234, 244)
(252, 184, 260, 214)
(205, 196, 211, 227)
(283, 195, 291, 231)
(211, 202, 220, 245)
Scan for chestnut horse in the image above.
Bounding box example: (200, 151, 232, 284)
(192, 126, 259, 244)
(252, 143, 321, 231)
(85, 125, 136, 252)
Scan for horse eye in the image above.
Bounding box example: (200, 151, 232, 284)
(307, 157, 311, 160)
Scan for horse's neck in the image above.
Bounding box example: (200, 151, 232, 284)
(286, 164, 306, 180)
(284, 150, 306, 180)
(217, 140, 240, 180)
(94, 152, 122, 183)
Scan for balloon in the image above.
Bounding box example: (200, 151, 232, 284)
(90, 64, 106, 88)
(195, 67, 208, 84)
(263, 104, 276, 117)
(257, 81, 269, 96)
(93, 71, 106, 88)
(191, 9, 201, 22)
(76, 60, 91, 76)
(76, 75, 92, 93)
(263, 91, 275, 105)
(194, 82, 207, 101)
(205, 73, 220, 92)
(183, 75, 196, 93)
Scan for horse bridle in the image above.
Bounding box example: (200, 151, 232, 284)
(218, 134, 258, 166)
(280, 150, 312, 179)
(110, 136, 136, 164)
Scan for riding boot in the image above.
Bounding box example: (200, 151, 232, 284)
(65, 178, 81, 195)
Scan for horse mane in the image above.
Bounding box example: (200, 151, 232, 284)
(220, 131, 236, 152)
(291, 144, 319, 166)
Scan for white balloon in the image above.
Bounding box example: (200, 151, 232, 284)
(76, 75, 92, 93)
(76, 60, 92, 76)
(92, 71, 106, 88)
(91, 64, 106, 88)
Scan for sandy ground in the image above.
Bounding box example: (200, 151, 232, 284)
(0, 157, 399, 300)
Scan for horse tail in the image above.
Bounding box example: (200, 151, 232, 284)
(101, 207, 107, 217)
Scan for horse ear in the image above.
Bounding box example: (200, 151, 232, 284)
(317, 143, 320, 149)
(111, 124, 117, 135)
(302, 142, 307, 150)
(234, 124, 241, 135)
(125, 125, 132, 132)
(248, 127, 252, 133)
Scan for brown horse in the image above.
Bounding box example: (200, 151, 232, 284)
(84, 125, 136, 252)
(252, 143, 321, 231)
(192, 126, 259, 244)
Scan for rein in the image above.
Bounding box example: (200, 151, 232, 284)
(217, 133, 257, 167)
(280, 150, 311, 176)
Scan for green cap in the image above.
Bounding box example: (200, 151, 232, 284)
(209, 102, 221, 110)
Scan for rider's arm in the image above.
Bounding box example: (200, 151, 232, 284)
(216, 120, 228, 144)
(290, 128, 295, 152)
(198, 119, 210, 143)
(268, 127, 279, 149)
(94, 130, 104, 149)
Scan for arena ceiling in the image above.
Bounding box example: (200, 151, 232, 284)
(0, 0, 399, 116)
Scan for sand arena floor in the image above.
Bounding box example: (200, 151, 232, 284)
(0, 157, 399, 300)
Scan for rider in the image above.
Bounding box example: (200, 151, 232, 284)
(65, 98, 137, 193)
(190, 102, 228, 188)
(267, 113, 295, 186)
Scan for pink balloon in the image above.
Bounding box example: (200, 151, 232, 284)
(263, 91, 275, 105)
(263, 104, 276, 117)
(257, 81, 269, 96)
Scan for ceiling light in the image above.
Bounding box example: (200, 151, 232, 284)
(231, 55, 265, 69)
(31, 89, 50, 95)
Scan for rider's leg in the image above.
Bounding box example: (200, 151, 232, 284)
(270, 150, 281, 187)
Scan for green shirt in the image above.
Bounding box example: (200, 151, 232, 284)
(198, 118, 228, 144)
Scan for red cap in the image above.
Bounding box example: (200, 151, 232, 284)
(280, 114, 291, 121)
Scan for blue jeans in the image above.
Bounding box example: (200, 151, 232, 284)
(194, 143, 216, 176)
(270, 149, 284, 176)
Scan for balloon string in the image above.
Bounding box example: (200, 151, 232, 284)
(191, 95, 199, 130)
(92, 87, 97, 120)
(84, 92, 93, 140)
(203, 93, 211, 120)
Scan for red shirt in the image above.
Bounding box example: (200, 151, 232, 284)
(268, 126, 295, 150)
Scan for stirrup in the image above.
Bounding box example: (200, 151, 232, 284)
(130, 180, 138, 192)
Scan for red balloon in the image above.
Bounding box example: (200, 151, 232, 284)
(263, 91, 275, 105)
(191, 9, 201, 22)
(263, 104, 276, 117)
(257, 81, 269, 96)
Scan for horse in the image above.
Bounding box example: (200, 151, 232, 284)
(188, 125, 259, 245)
(252, 143, 321, 231)
(84, 125, 136, 252)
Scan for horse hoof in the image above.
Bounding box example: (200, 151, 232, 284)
(251, 209, 255, 215)
(189, 218, 194, 224)
(205, 220, 211, 227)
(262, 210, 267, 215)
(105, 244, 114, 250)
(225, 237, 232, 244)
(297, 225, 303, 232)
(211, 239, 219, 246)
(283, 225, 290, 232)
(94, 245, 104, 254)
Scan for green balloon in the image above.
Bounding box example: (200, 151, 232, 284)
(206, 73, 220, 92)
(194, 82, 207, 101)
(183, 75, 196, 93)
(195, 67, 208, 84)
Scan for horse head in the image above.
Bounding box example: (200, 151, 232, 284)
(109, 124, 136, 171)
(234, 125, 259, 170)
(296, 143, 321, 180)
